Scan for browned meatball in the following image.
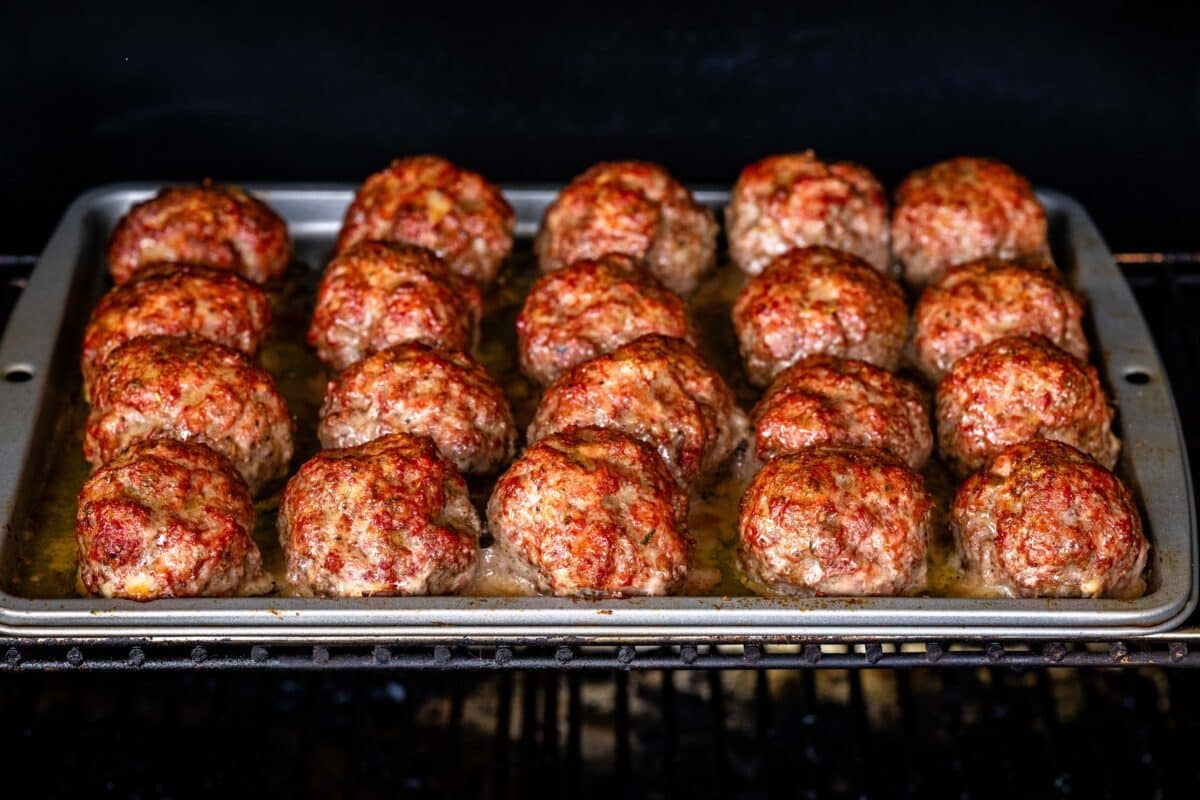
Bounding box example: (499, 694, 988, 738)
(726, 151, 890, 275)
(516, 253, 695, 386)
(279, 434, 479, 597)
(80, 264, 271, 400)
(335, 155, 515, 286)
(892, 157, 1049, 286)
(951, 439, 1148, 598)
(535, 161, 718, 294)
(738, 447, 932, 596)
(107, 182, 291, 285)
(487, 426, 691, 597)
(913, 258, 1087, 381)
(752, 355, 931, 469)
(76, 438, 272, 600)
(528, 335, 747, 487)
(731, 246, 909, 386)
(936, 334, 1118, 475)
(307, 241, 483, 371)
(318, 343, 516, 474)
(84, 336, 294, 493)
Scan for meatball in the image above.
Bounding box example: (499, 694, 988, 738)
(279, 433, 479, 597)
(318, 342, 516, 474)
(726, 151, 890, 275)
(738, 447, 932, 596)
(487, 426, 691, 597)
(81, 264, 271, 400)
(951, 439, 1148, 598)
(535, 161, 718, 294)
(731, 246, 909, 387)
(107, 182, 291, 285)
(517, 253, 695, 385)
(335, 155, 515, 286)
(752, 355, 932, 469)
(84, 336, 294, 493)
(76, 438, 271, 600)
(892, 156, 1048, 286)
(936, 334, 1118, 475)
(913, 258, 1087, 380)
(307, 240, 483, 371)
(528, 335, 747, 487)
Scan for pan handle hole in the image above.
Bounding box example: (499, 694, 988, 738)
(4, 364, 34, 383)
(1123, 368, 1152, 385)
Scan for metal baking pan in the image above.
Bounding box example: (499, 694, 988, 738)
(0, 183, 1194, 642)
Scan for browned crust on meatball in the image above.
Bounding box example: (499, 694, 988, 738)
(731, 246, 909, 386)
(913, 257, 1087, 381)
(318, 342, 516, 474)
(107, 182, 291, 285)
(752, 355, 932, 469)
(81, 263, 271, 400)
(487, 426, 691, 597)
(528, 335, 747, 487)
(738, 446, 932, 596)
(951, 439, 1147, 598)
(935, 334, 1119, 475)
(84, 336, 294, 493)
(516, 253, 696, 386)
(335, 155, 515, 286)
(307, 240, 483, 371)
(76, 438, 271, 600)
(892, 157, 1048, 286)
(279, 433, 479, 597)
(726, 151, 890, 275)
(535, 161, 718, 294)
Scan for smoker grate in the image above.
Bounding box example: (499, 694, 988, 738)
(1, 254, 1198, 671)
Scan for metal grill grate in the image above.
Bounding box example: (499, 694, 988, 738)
(1, 254, 1198, 670)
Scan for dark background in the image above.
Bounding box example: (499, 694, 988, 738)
(1, 2, 1197, 251)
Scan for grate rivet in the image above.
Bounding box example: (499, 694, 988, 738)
(926, 642, 944, 663)
(372, 646, 391, 665)
(4, 647, 19, 666)
(434, 645, 452, 665)
(1044, 643, 1067, 663)
(803, 645, 822, 664)
(555, 646, 574, 664)
(1169, 642, 1188, 662)
(617, 646, 636, 665)
(128, 647, 145, 667)
(312, 646, 331, 665)
(190, 646, 208, 664)
(744, 644, 762, 664)
(865, 644, 883, 664)
(495, 646, 513, 666)
(680, 645, 699, 665)
(986, 642, 1004, 662)
(66, 647, 83, 667)
(251, 646, 269, 664)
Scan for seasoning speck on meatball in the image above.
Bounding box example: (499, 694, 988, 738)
(726, 151, 890, 275)
(528, 334, 747, 488)
(951, 439, 1148, 598)
(76, 438, 272, 600)
(307, 240, 483, 371)
(279, 433, 480, 597)
(731, 245, 909, 386)
(335, 155, 515, 287)
(535, 161, 718, 294)
(107, 182, 291, 285)
(319, 342, 516, 474)
(913, 257, 1086, 380)
(81, 263, 271, 400)
(84, 335, 294, 493)
(892, 156, 1048, 286)
(488, 426, 691, 597)
(738, 447, 932, 596)
(936, 334, 1118, 475)
(752, 355, 932, 469)
(517, 253, 695, 386)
